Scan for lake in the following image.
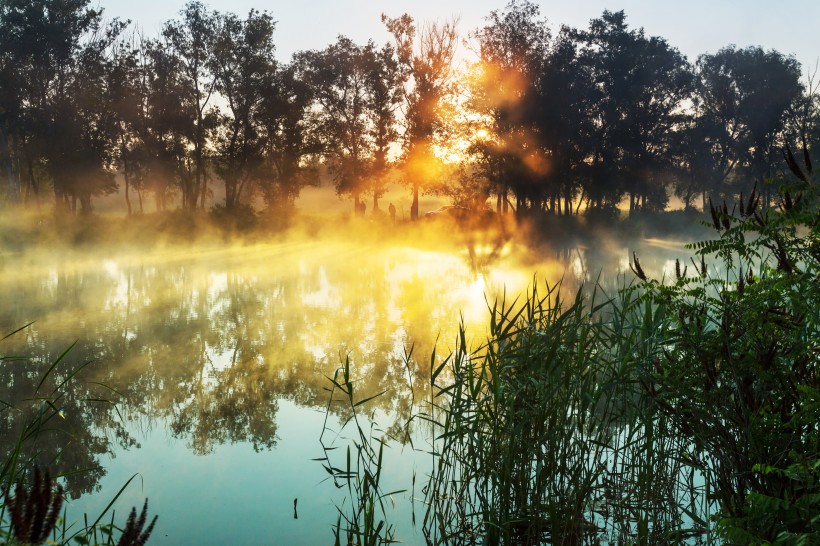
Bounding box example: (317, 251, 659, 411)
(0, 218, 697, 545)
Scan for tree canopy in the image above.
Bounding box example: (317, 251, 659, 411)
(0, 0, 814, 220)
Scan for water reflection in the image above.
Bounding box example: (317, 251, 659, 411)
(0, 226, 693, 508)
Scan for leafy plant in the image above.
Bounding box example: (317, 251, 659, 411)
(317, 356, 404, 546)
(633, 174, 820, 542)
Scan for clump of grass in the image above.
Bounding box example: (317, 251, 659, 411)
(317, 356, 405, 546)
(414, 174, 820, 545)
(0, 327, 157, 546)
(420, 282, 707, 545)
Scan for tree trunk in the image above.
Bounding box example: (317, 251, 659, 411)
(122, 145, 132, 216)
(125, 174, 132, 216)
(79, 193, 92, 215)
(0, 125, 20, 204)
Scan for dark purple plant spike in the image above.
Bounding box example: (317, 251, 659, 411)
(117, 499, 157, 546)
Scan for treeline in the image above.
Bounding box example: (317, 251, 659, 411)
(0, 0, 816, 219)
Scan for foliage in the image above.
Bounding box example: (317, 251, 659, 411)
(414, 159, 820, 544)
(0, 2, 816, 220)
(317, 356, 404, 546)
(633, 174, 820, 543)
(422, 283, 706, 545)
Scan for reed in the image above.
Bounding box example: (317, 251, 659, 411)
(317, 355, 405, 546)
(413, 178, 820, 544)
(419, 282, 707, 545)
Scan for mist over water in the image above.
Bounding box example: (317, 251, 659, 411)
(0, 215, 699, 545)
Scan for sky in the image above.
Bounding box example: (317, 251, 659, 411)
(99, 0, 820, 72)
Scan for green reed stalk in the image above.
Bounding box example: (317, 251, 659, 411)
(319, 356, 404, 546)
(421, 280, 712, 545)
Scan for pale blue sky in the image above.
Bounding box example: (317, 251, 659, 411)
(98, 0, 820, 71)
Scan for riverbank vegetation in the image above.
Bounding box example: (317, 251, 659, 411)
(325, 176, 820, 544)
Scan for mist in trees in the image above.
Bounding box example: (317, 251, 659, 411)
(0, 0, 816, 222)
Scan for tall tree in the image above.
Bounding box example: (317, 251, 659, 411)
(209, 9, 276, 211)
(109, 34, 151, 215)
(0, 0, 125, 214)
(141, 37, 194, 211)
(468, 0, 550, 215)
(693, 46, 803, 205)
(258, 61, 317, 213)
(535, 27, 598, 215)
(384, 13, 458, 220)
(298, 37, 402, 212)
(575, 11, 693, 213)
(162, 1, 217, 210)
(364, 42, 403, 212)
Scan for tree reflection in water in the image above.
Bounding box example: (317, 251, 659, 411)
(0, 230, 690, 504)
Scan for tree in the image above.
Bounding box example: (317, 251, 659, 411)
(109, 34, 151, 215)
(364, 42, 403, 212)
(693, 47, 803, 206)
(0, 0, 125, 214)
(209, 9, 276, 211)
(298, 36, 402, 213)
(575, 11, 693, 213)
(467, 0, 550, 215)
(0, 2, 25, 203)
(162, 1, 217, 210)
(141, 37, 194, 212)
(384, 13, 458, 220)
(258, 61, 317, 213)
(534, 28, 598, 215)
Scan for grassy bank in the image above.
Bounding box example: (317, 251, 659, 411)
(329, 181, 820, 545)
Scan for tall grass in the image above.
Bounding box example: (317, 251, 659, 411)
(419, 282, 710, 545)
(414, 178, 820, 545)
(0, 327, 156, 545)
(317, 356, 406, 546)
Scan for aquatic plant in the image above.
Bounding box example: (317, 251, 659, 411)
(0, 329, 157, 546)
(114, 500, 157, 546)
(420, 282, 705, 545)
(638, 176, 820, 543)
(318, 356, 405, 546)
(1, 466, 63, 544)
(411, 172, 820, 544)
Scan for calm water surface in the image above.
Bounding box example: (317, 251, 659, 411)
(0, 225, 691, 545)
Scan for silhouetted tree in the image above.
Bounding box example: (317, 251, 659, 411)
(109, 35, 151, 215)
(299, 36, 402, 213)
(384, 13, 458, 220)
(0, 0, 125, 215)
(141, 38, 193, 211)
(468, 0, 550, 215)
(574, 10, 693, 213)
(365, 42, 404, 212)
(535, 28, 598, 215)
(692, 46, 803, 206)
(162, 1, 217, 210)
(258, 61, 318, 214)
(209, 9, 276, 212)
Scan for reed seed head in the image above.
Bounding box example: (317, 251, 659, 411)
(1, 466, 64, 545)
